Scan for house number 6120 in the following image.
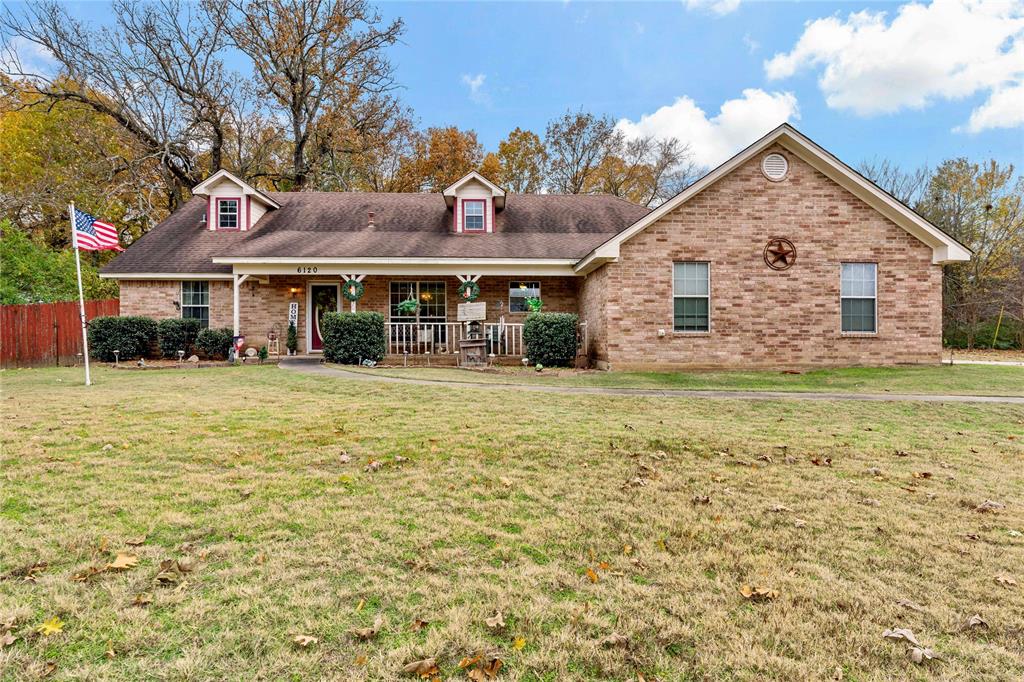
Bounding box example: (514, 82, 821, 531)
(296, 266, 318, 274)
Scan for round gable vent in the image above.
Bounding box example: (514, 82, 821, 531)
(761, 153, 789, 181)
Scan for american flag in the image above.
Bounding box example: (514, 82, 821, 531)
(73, 208, 123, 251)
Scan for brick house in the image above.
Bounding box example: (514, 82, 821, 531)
(101, 124, 970, 369)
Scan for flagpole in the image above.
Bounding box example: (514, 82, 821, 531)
(69, 203, 92, 386)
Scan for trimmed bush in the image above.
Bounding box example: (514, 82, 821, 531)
(88, 316, 158, 361)
(196, 327, 233, 359)
(157, 318, 201, 358)
(321, 311, 386, 364)
(523, 312, 578, 367)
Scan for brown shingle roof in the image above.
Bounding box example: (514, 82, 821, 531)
(102, 192, 648, 274)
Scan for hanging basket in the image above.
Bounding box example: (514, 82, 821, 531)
(342, 279, 365, 302)
(458, 280, 481, 302)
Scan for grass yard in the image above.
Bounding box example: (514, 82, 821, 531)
(1, 365, 1023, 681)
(338, 363, 1024, 397)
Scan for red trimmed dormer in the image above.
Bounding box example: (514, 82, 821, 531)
(191, 169, 280, 231)
(441, 171, 505, 234)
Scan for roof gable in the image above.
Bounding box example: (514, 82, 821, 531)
(192, 169, 281, 209)
(442, 171, 506, 210)
(574, 124, 971, 274)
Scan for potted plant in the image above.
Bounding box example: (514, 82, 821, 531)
(286, 322, 298, 355)
(397, 298, 419, 316)
(526, 297, 544, 313)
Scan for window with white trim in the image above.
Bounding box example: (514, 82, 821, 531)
(217, 199, 239, 229)
(463, 200, 485, 231)
(673, 262, 710, 332)
(841, 263, 877, 333)
(181, 281, 210, 328)
(509, 281, 540, 313)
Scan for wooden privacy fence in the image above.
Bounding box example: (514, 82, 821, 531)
(1, 299, 119, 368)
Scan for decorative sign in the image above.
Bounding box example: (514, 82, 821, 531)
(764, 238, 796, 271)
(457, 302, 486, 321)
(288, 301, 299, 327)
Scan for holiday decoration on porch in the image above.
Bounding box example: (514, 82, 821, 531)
(458, 280, 481, 302)
(763, 238, 796, 271)
(342, 278, 365, 302)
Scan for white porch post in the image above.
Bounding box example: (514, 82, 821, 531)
(232, 273, 250, 336)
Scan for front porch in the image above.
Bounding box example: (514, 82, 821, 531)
(227, 272, 589, 360)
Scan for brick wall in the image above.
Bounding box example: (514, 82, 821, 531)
(598, 143, 943, 369)
(119, 280, 232, 329)
(578, 266, 609, 362)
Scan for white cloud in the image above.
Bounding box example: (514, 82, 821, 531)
(960, 84, 1024, 132)
(615, 89, 800, 167)
(764, 0, 1024, 132)
(685, 0, 741, 16)
(742, 32, 760, 54)
(460, 73, 489, 106)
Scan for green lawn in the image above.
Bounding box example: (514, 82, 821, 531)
(1, 365, 1022, 680)
(337, 363, 1024, 396)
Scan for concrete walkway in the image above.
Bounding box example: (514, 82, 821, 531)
(279, 358, 1024, 404)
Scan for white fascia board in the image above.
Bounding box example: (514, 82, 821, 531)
(99, 272, 234, 280)
(217, 258, 580, 277)
(574, 123, 971, 270)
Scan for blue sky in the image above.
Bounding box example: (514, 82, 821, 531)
(14, 0, 1024, 172)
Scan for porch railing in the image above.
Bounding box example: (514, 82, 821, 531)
(384, 320, 586, 358)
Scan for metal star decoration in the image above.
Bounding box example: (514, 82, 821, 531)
(764, 238, 796, 270)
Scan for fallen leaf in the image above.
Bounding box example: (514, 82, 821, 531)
(598, 561, 610, 570)
(292, 634, 318, 648)
(908, 647, 941, 664)
(995, 574, 1017, 588)
(401, 657, 439, 677)
(37, 616, 64, 636)
(395, 455, 409, 463)
(882, 628, 921, 647)
(352, 616, 385, 641)
(513, 636, 526, 650)
(107, 553, 138, 571)
(125, 535, 147, 546)
(459, 654, 482, 669)
(867, 467, 883, 477)
(810, 457, 832, 467)
(623, 544, 633, 556)
(105, 641, 115, 659)
(739, 584, 778, 601)
(365, 459, 382, 472)
(132, 593, 153, 607)
(691, 495, 710, 505)
(71, 565, 105, 582)
(769, 504, 792, 513)
(975, 500, 1005, 513)
(912, 471, 933, 479)
(585, 567, 599, 583)
(356, 598, 365, 611)
(410, 618, 429, 631)
(965, 614, 988, 629)
(355, 653, 368, 666)
(485, 611, 505, 631)
(861, 498, 881, 507)
(793, 519, 807, 528)
(339, 453, 352, 464)
(600, 632, 630, 648)
(895, 599, 924, 612)
(0, 632, 17, 649)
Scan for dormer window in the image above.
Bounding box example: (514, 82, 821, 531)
(217, 198, 240, 230)
(463, 200, 485, 231)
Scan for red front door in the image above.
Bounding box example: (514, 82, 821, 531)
(310, 285, 339, 351)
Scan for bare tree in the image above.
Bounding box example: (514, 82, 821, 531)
(216, 0, 403, 189)
(1, 0, 238, 207)
(858, 158, 930, 208)
(544, 110, 616, 194)
(589, 134, 702, 207)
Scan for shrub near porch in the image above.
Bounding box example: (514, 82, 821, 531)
(321, 311, 386, 364)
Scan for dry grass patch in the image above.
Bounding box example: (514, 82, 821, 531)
(1, 365, 1022, 680)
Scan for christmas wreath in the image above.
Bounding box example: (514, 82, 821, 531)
(342, 279, 365, 302)
(457, 280, 480, 302)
